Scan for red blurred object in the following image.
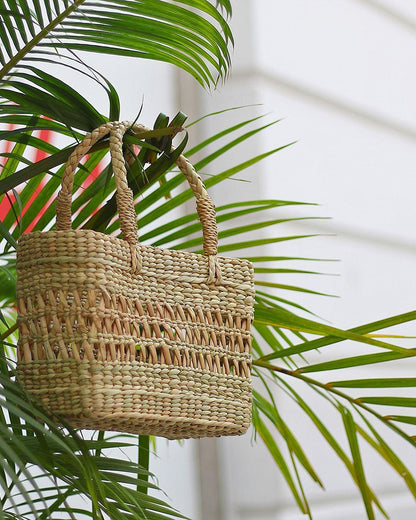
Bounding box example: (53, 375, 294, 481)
(0, 125, 51, 230)
(0, 126, 104, 232)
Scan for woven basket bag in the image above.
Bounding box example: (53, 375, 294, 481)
(16, 121, 255, 439)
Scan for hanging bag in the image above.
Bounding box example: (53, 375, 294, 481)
(16, 121, 254, 439)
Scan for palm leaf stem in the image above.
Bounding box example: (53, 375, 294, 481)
(0, 0, 85, 80)
(1, 323, 17, 341)
(137, 435, 150, 494)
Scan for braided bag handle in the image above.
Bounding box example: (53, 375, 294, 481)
(56, 121, 221, 283)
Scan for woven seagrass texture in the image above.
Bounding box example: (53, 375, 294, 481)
(16, 121, 254, 439)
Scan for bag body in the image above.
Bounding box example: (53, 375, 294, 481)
(16, 121, 254, 439)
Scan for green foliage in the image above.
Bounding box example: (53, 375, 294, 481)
(0, 360, 187, 519)
(0, 0, 232, 87)
(1, 1, 416, 519)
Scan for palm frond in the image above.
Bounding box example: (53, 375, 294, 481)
(1, 67, 108, 130)
(0, 363, 187, 519)
(0, 0, 232, 87)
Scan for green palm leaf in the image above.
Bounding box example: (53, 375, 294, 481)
(0, 367, 187, 519)
(341, 407, 376, 520)
(0, 0, 232, 87)
(1, 67, 108, 130)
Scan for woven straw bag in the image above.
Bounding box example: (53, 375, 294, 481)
(16, 121, 255, 439)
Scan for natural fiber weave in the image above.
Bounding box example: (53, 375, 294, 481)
(16, 121, 254, 439)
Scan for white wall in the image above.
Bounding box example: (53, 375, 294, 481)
(175, 1, 416, 519)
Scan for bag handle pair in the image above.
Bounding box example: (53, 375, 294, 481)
(56, 121, 221, 283)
